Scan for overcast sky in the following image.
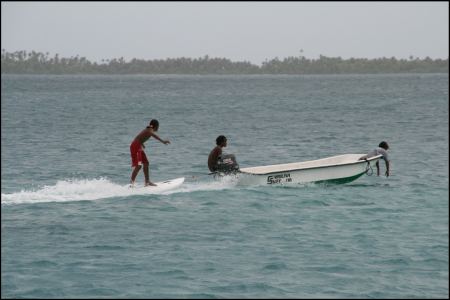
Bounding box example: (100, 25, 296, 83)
(1, 1, 448, 65)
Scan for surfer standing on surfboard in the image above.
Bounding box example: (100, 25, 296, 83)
(130, 119, 170, 187)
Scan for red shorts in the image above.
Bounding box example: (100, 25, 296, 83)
(130, 140, 149, 167)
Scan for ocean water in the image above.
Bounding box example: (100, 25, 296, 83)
(1, 74, 448, 298)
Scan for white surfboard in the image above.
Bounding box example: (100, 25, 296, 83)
(130, 177, 185, 193)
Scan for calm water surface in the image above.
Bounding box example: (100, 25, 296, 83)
(1, 74, 448, 298)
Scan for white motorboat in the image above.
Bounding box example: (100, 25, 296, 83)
(216, 153, 382, 186)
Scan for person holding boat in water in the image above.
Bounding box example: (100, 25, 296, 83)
(359, 141, 390, 177)
(208, 135, 239, 174)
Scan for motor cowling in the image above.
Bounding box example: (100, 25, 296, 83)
(217, 154, 239, 174)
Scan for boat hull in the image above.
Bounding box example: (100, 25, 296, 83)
(231, 154, 381, 186)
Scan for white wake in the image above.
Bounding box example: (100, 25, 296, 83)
(1, 176, 236, 205)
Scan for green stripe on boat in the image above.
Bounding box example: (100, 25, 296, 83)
(314, 171, 366, 185)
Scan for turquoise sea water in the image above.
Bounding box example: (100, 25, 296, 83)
(1, 74, 448, 298)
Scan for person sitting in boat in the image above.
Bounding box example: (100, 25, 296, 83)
(359, 141, 390, 177)
(208, 135, 239, 174)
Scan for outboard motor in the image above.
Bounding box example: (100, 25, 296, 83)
(217, 154, 240, 174)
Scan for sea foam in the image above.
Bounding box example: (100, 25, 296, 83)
(1, 177, 236, 205)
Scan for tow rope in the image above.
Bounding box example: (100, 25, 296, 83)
(365, 160, 374, 176)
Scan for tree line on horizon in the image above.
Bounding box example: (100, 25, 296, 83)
(1, 50, 448, 75)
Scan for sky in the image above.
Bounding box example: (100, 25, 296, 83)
(1, 1, 448, 65)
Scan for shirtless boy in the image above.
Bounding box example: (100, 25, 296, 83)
(130, 119, 170, 186)
(208, 135, 227, 172)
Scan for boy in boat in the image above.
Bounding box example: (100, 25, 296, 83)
(208, 135, 239, 173)
(359, 141, 390, 177)
(130, 119, 170, 187)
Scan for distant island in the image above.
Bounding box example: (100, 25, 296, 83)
(1, 50, 448, 75)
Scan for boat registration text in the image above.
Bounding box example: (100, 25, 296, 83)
(267, 173, 292, 184)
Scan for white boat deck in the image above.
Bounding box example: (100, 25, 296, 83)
(240, 153, 381, 175)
